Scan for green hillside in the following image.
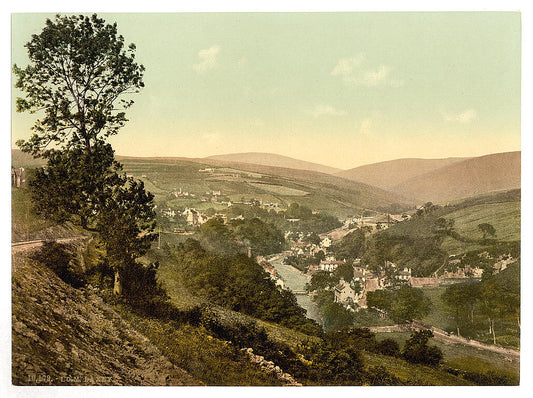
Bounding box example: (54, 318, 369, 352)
(440, 202, 520, 252)
(356, 190, 520, 278)
(117, 156, 414, 217)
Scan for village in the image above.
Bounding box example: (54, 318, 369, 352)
(257, 223, 518, 316)
(131, 168, 519, 323)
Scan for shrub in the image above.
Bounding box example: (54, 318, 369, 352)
(376, 338, 401, 357)
(30, 241, 86, 288)
(401, 330, 443, 366)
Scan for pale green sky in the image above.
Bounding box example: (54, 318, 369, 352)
(11, 12, 521, 169)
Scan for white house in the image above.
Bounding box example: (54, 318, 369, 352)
(320, 236, 332, 248)
(319, 260, 345, 272)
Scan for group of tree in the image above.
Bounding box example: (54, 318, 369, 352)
(441, 262, 520, 345)
(14, 14, 159, 302)
(223, 202, 341, 235)
(196, 216, 285, 257)
(366, 285, 432, 324)
(283, 203, 342, 234)
(165, 239, 322, 336)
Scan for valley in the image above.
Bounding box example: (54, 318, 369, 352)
(11, 150, 521, 386)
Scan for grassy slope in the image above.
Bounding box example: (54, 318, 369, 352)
(117, 156, 414, 218)
(374, 332, 519, 382)
(440, 202, 520, 253)
(362, 352, 473, 385)
(12, 253, 200, 386)
(381, 190, 520, 256)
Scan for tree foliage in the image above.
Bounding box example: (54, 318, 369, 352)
(478, 223, 497, 239)
(14, 14, 155, 299)
(14, 14, 144, 155)
(401, 330, 443, 366)
(169, 239, 322, 335)
(367, 286, 431, 323)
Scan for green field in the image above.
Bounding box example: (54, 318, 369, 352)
(443, 202, 520, 246)
(117, 156, 413, 218)
(374, 331, 519, 381)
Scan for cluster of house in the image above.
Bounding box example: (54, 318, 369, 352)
(305, 258, 445, 310)
(200, 190, 223, 203)
(172, 188, 195, 198)
(258, 258, 285, 289)
(330, 254, 517, 311)
(285, 233, 332, 258)
(331, 260, 421, 309)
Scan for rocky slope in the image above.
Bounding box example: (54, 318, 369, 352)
(12, 251, 200, 386)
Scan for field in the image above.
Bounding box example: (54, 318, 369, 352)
(115, 156, 414, 218)
(374, 331, 519, 382)
(248, 182, 309, 196)
(441, 202, 520, 252)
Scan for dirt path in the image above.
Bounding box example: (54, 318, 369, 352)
(368, 322, 520, 359)
(12, 236, 87, 254)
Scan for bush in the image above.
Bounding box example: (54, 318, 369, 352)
(401, 330, 443, 366)
(376, 338, 401, 357)
(30, 241, 86, 288)
(121, 261, 169, 309)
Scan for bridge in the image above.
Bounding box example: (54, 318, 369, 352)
(291, 290, 308, 295)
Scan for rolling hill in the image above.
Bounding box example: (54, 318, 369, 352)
(335, 157, 470, 190)
(116, 155, 414, 217)
(206, 152, 342, 174)
(11, 149, 46, 168)
(392, 151, 520, 203)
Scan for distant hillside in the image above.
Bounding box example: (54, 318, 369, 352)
(206, 152, 342, 174)
(392, 152, 520, 204)
(335, 157, 470, 190)
(11, 149, 46, 168)
(117, 155, 415, 217)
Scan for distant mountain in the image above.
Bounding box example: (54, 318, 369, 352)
(206, 152, 342, 175)
(392, 151, 521, 203)
(335, 157, 471, 190)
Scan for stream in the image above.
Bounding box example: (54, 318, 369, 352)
(269, 254, 323, 326)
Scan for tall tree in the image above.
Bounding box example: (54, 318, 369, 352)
(14, 14, 154, 297)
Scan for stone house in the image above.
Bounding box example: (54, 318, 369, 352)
(334, 279, 359, 307)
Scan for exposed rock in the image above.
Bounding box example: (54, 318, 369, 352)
(241, 348, 302, 386)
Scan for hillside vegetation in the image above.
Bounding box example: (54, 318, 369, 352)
(116, 155, 414, 217)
